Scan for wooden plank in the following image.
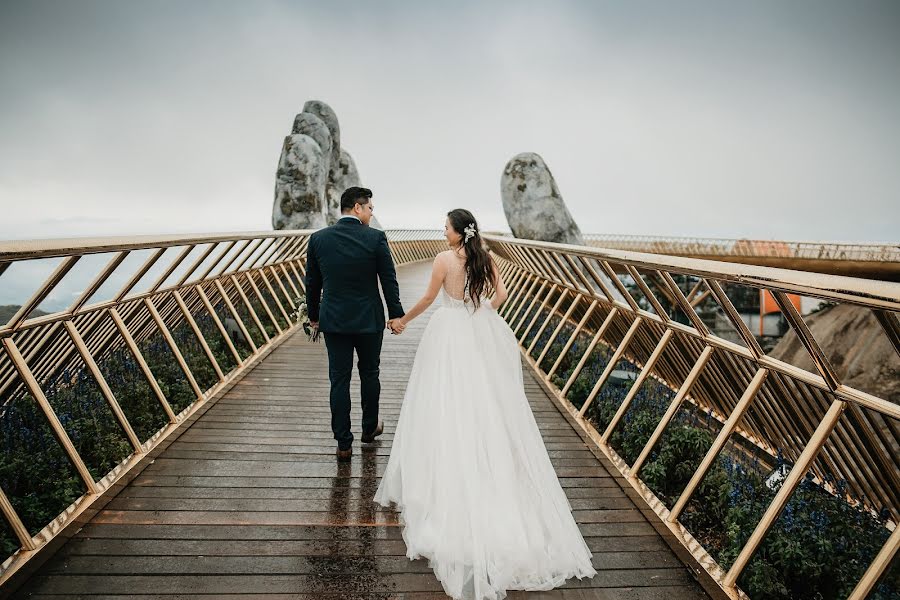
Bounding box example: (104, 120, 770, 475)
(23, 589, 708, 600)
(20, 571, 703, 594)
(125, 475, 623, 488)
(57, 535, 670, 557)
(137, 458, 612, 479)
(88, 508, 646, 527)
(42, 552, 685, 575)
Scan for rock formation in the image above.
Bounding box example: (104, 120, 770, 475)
(273, 100, 381, 230)
(501, 152, 583, 245)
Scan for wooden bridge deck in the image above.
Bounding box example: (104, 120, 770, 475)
(13, 261, 711, 600)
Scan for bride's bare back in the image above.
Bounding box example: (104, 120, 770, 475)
(438, 249, 469, 301)
(396, 246, 508, 327)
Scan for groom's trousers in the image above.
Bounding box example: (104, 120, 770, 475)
(322, 331, 384, 451)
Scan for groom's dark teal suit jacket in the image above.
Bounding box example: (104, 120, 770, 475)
(304, 216, 404, 334)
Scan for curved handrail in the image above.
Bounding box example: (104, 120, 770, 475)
(583, 232, 900, 263)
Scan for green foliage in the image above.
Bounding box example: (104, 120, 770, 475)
(605, 380, 669, 465)
(717, 471, 899, 600)
(641, 425, 715, 501)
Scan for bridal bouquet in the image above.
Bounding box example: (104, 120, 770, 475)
(292, 294, 321, 343)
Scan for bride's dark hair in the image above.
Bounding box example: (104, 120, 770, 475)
(447, 208, 493, 309)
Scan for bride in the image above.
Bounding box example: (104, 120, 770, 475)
(373, 209, 597, 600)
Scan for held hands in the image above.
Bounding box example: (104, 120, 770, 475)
(386, 318, 406, 335)
(310, 319, 405, 335)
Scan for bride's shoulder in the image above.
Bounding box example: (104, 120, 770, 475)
(432, 250, 450, 267)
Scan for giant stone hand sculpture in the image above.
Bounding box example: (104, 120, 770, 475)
(501, 152, 583, 245)
(273, 100, 381, 230)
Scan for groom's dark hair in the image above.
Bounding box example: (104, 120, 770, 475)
(340, 186, 373, 212)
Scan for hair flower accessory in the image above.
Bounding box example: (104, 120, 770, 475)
(463, 222, 477, 243)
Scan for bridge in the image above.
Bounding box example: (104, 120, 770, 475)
(582, 233, 900, 281)
(0, 230, 897, 599)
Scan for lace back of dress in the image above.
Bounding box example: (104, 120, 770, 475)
(441, 252, 470, 309)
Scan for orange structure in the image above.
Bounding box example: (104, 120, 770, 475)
(759, 289, 802, 335)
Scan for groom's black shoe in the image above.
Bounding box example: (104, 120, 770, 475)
(336, 447, 352, 461)
(361, 420, 384, 443)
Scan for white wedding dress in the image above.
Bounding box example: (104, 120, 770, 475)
(374, 251, 597, 600)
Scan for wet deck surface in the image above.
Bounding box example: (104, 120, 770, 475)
(14, 261, 711, 599)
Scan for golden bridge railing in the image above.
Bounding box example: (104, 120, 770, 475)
(0, 228, 444, 588)
(583, 233, 900, 263)
(484, 234, 900, 600)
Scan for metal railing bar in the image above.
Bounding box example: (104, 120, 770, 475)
(703, 279, 765, 359)
(244, 271, 283, 335)
(519, 285, 560, 343)
(68, 251, 130, 314)
(657, 270, 710, 335)
(576, 256, 617, 304)
(601, 329, 674, 443)
(114, 248, 166, 303)
(148, 245, 195, 295)
(214, 279, 258, 354)
(109, 307, 177, 422)
(526, 290, 570, 355)
(848, 524, 900, 600)
(631, 346, 714, 475)
(63, 320, 144, 452)
(535, 295, 582, 367)
(213, 239, 252, 277)
(234, 237, 274, 273)
(547, 300, 598, 379)
(196, 285, 244, 367)
(229, 274, 271, 344)
(172, 290, 226, 382)
(561, 308, 618, 398)
(624, 265, 670, 322)
(512, 282, 550, 336)
(0, 487, 36, 551)
(577, 316, 644, 418)
(144, 298, 204, 402)
(198, 240, 238, 282)
(597, 260, 642, 312)
(873, 309, 900, 358)
(175, 243, 219, 288)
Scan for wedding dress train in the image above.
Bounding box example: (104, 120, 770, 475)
(374, 252, 597, 600)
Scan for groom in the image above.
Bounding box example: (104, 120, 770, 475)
(304, 187, 406, 461)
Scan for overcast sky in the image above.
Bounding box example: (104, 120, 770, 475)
(1, 0, 898, 243)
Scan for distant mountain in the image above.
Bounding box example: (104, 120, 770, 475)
(0, 305, 49, 324)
